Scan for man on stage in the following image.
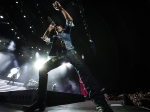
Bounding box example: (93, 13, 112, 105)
(22, 1, 113, 112)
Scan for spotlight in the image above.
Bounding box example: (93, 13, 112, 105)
(8, 41, 16, 51)
(34, 59, 46, 69)
(82, 55, 84, 59)
(16, 1, 18, 3)
(89, 40, 93, 42)
(0, 16, 4, 18)
(35, 52, 40, 59)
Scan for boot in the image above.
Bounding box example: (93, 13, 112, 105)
(22, 73, 48, 111)
(22, 100, 46, 111)
(96, 103, 114, 112)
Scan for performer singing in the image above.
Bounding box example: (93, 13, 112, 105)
(22, 1, 113, 112)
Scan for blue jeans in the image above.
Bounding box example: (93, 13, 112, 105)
(38, 49, 106, 106)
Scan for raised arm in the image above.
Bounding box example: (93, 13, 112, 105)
(53, 1, 73, 20)
(42, 21, 56, 40)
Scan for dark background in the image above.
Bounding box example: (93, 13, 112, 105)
(0, 0, 150, 94)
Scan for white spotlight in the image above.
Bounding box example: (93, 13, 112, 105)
(82, 55, 84, 59)
(35, 52, 40, 59)
(0, 16, 4, 18)
(8, 41, 16, 51)
(89, 39, 93, 42)
(34, 59, 46, 69)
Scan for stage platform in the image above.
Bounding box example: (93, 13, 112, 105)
(0, 100, 149, 112)
(0, 79, 26, 92)
(0, 79, 149, 112)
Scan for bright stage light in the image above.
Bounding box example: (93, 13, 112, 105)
(35, 52, 40, 59)
(7, 41, 16, 51)
(34, 59, 46, 69)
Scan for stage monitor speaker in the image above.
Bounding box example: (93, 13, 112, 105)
(0, 90, 37, 105)
(0, 90, 85, 106)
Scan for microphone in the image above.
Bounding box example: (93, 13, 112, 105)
(47, 16, 53, 23)
(47, 16, 58, 34)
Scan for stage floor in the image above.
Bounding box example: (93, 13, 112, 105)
(0, 100, 148, 112)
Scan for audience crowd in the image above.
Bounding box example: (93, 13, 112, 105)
(127, 91, 150, 110)
(104, 91, 150, 110)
